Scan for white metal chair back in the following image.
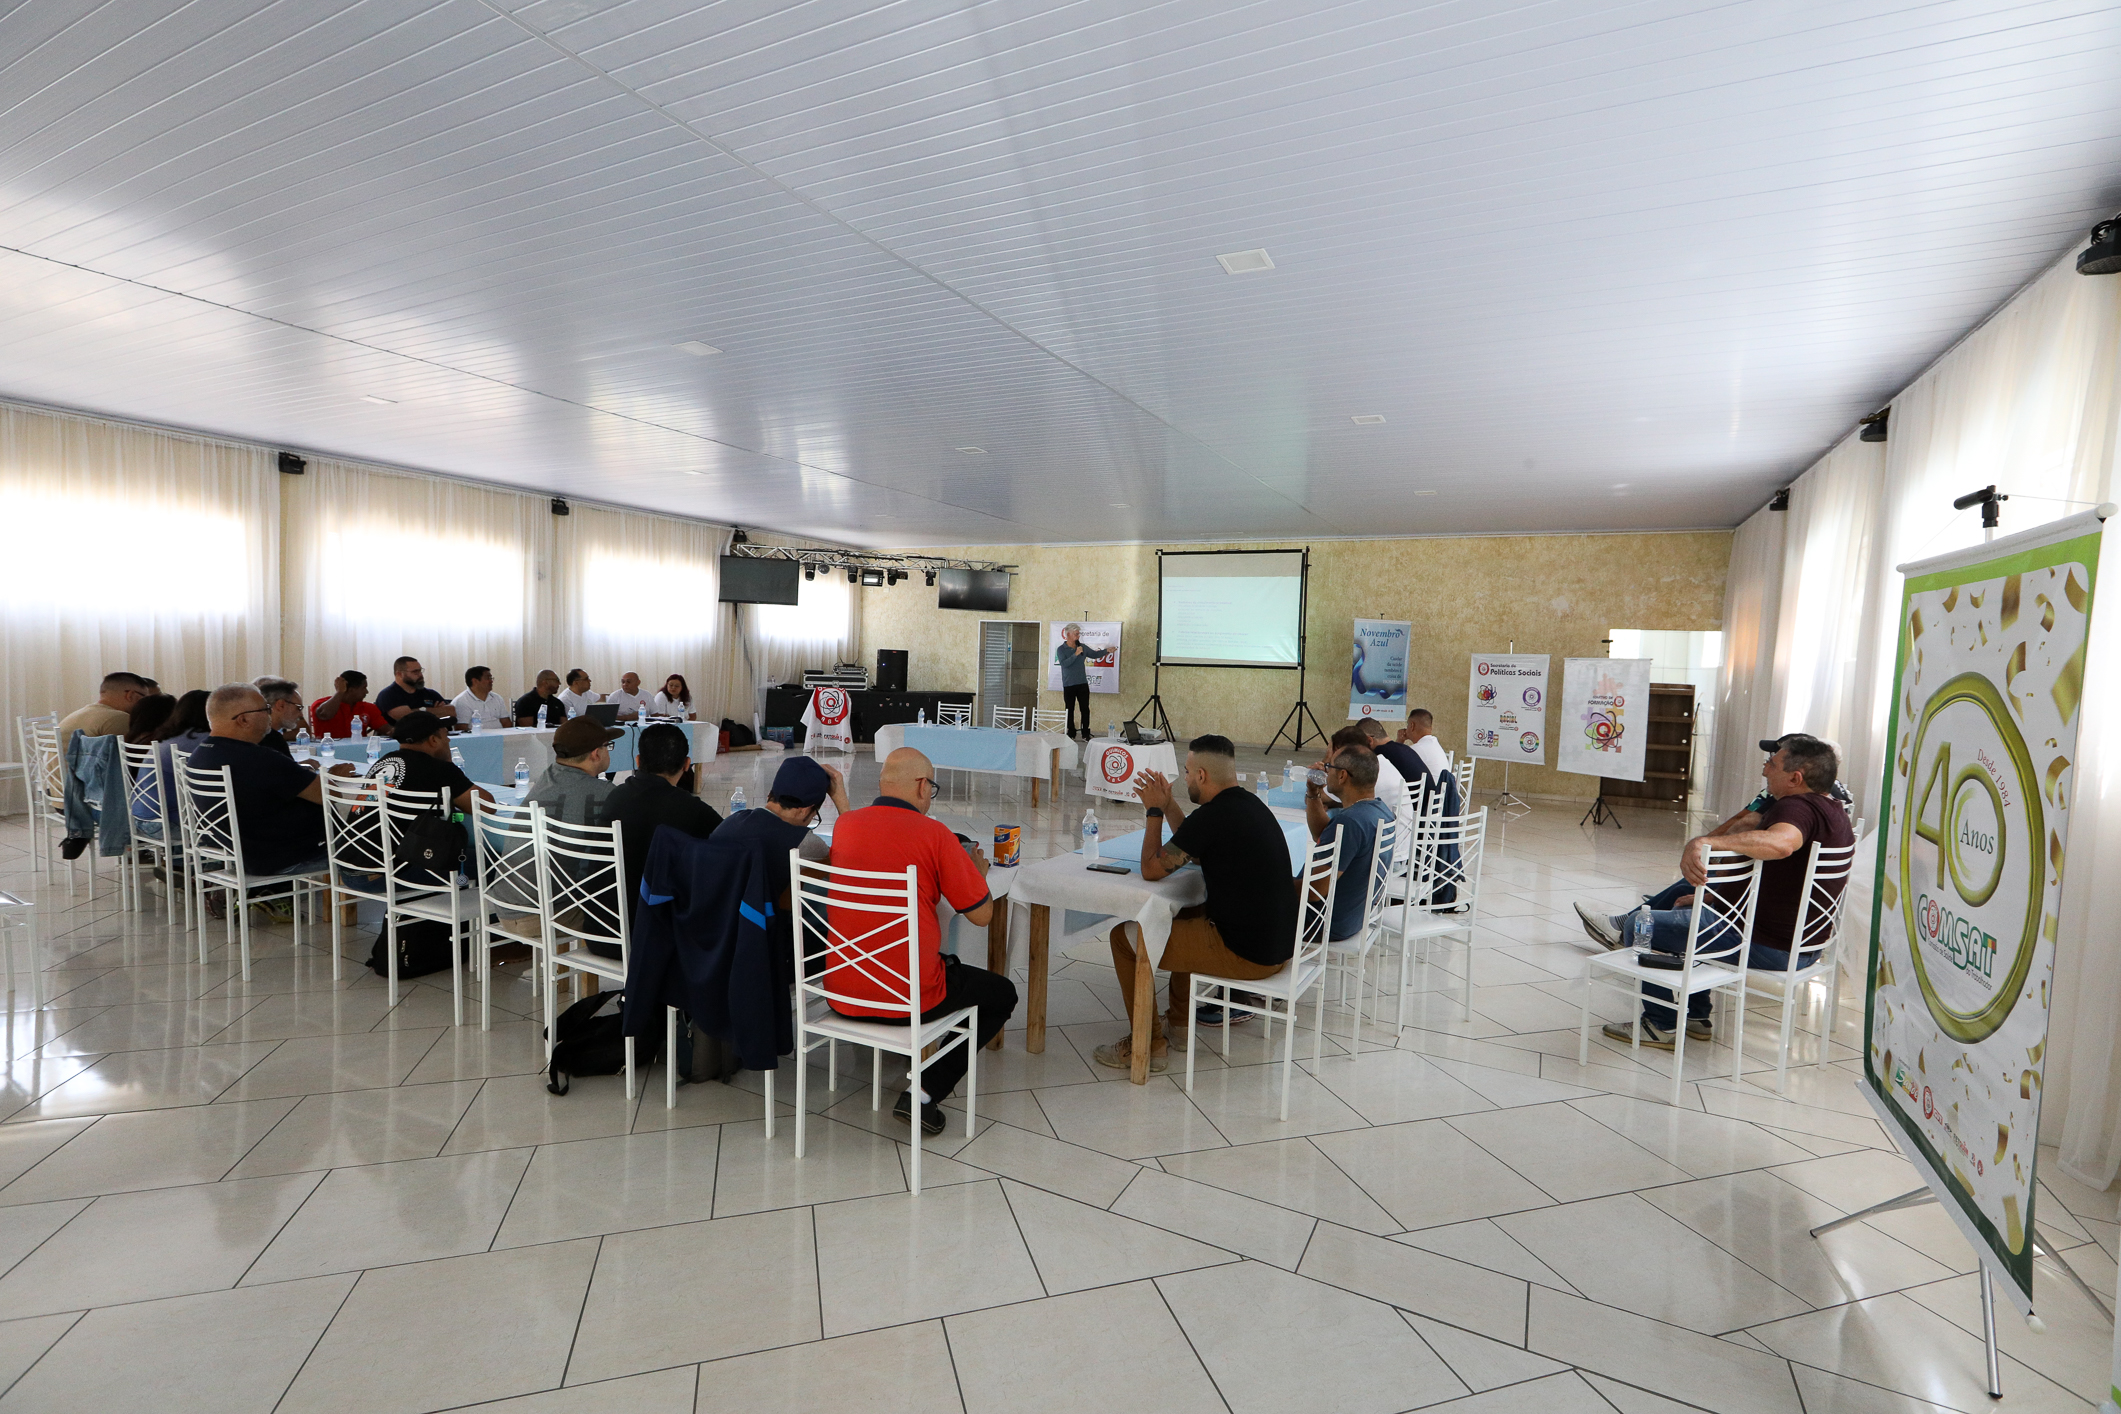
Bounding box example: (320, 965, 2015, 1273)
(1359, 818, 1399, 950)
(474, 794, 546, 1030)
(182, 758, 327, 980)
(935, 704, 971, 726)
(1453, 754, 1476, 802)
(990, 706, 1027, 730)
(117, 741, 171, 915)
(1397, 780, 1450, 903)
(321, 773, 393, 985)
(791, 853, 980, 1191)
(540, 815, 628, 961)
(380, 783, 464, 1016)
(1322, 817, 1399, 1055)
(1390, 807, 1489, 1026)
(1032, 708, 1067, 733)
(1743, 835, 1860, 1094)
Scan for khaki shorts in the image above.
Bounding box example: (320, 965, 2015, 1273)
(1155, 905, 1285, 981)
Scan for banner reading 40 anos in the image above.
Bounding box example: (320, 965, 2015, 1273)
(1867, 506, 2109, 1311)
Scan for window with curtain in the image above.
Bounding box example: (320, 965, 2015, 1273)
(0, 405, 278, 811)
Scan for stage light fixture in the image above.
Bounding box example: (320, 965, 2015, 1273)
(803, 565, 815, 581)
(846, 567, 859, 584)
(2077, 216, 2121, 275)
(924, 570, 936, 587)
(861, 568, 885, 587)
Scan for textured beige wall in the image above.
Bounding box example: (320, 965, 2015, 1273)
(859, 532, 1732, 800)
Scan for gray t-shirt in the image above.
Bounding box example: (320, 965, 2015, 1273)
(1055, 641, 1091, 687)
(527, 761, 614, 825)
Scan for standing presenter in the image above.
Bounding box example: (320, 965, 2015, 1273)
(1056, 623, 1093, 741)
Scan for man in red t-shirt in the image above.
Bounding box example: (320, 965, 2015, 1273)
(824, 747, 1016, 1135)
(309, 670, 388, 739)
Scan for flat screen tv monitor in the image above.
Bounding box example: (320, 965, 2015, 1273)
(937, 568, 1009, 612)
(718, 555, 801, 605)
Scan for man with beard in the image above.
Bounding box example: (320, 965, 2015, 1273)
(1096, 734, 1300, 1072)
(375, 656, 453, 724)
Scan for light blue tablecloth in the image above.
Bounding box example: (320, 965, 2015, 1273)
(1089, 818, 1311, 875)
(902, 724, 1023, 772)
(316, 722, 704, 781)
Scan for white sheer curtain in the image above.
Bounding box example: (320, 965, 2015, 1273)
(1716, 247, 2121, 1186)
(279, 459, 554, 710)
(749, 564, 858, 691)
(0, 405, 278, 810)
(1711, 505, 1784, 817)
(555, 505, 730, 720)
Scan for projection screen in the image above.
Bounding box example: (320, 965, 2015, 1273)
(1157, 550, 1306, 668)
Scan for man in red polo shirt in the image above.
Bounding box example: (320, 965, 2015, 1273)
(826, 746, 1016, 1135)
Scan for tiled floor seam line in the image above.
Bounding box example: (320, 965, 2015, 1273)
(0, 1307, 82, 1403)
(0, 1050, 109, 1123)
(1582, 1371, 1718, 1414)
(231, 1169, 331, 1287)
(939, 1301, 972, 1414)
(1149, 1269, 1239, 1414)
(0, 1112, 104, 1200)
(483, 1136, 546, 1252)
(1105, 1165, 1147, 1214)
(435, 1073, 494, 1156)
(267, 1264, 364, 1414)
(554, 1232, 606, 1390)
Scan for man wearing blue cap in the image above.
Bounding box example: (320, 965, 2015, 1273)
(712, 754, 850, 903)
(602, 723, 724, 909)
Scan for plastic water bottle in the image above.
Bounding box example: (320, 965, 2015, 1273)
(1108, 721, 1117, 740)
(536, 704, 548, 729)
(350, 713, 362, 740)
(917, 708, 925, 724)
(450, 746, 467, 769)
(470, 713, 483, 735)
(293, 726, 311, 760)
(366, 735, 381, 764)
(729, 785, 747, 814)
(1631, 905, 1655, 952)
(1080, 807, 1100, 859)
(514, 758, 529, 797)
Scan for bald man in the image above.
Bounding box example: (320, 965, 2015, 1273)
(824, 747, 1017, 1135)
(185, 683, 353, 877)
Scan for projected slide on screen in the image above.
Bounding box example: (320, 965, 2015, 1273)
(1158, 550, 1305, 667)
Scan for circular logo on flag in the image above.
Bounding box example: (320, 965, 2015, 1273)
(1100, 746, 1135, 785)
(814, 688, 850, 724)
(1519, 730, 1541, 753)
(1522, 687, 1542, 708)
(1477, 662, 1492, 675)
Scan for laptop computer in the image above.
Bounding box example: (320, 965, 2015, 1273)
(1121, 720, 1145, 745)
(586, 702, 621, 727)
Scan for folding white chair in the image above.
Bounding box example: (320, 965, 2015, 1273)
(1032, 708, 1067, 733)
(322, 774, 393, 986)
(29, 723, 94, 898)
(1579, 848, 1761, 1106)
(935, 704, 971, 727)
(539, 816, 635, 1090)
(1322, 818, 1398, 1055)
(1737, 836, 1861, 1094)
(1184, 837, 1338, 1121)
(117, 741, 179, 918)
(990, 706, 1026, 730)
(792, 853, 978, 1194)
(383, 786, 474, 1025)
(183, 761, 329, 981)
(1388, 808, 1488, 1025)
(472, 794, 546, 1031)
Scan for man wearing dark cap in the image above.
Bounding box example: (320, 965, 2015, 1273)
(603, 722, 725, 906)
(1575, 733, 1855, 1049)
(712, 755, 851, 902)
(528, 716, 624, 824)
(363, 711, 489, 813)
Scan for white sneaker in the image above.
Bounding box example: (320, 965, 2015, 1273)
(1574, 902, 1624, 949)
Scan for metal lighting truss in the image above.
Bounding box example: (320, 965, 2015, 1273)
(726, 543, 1016, 578)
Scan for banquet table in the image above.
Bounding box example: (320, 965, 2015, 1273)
(1008, 816, 1313, 1082)
(312, 720, 715, 789)
(871, 723, 1079, 804)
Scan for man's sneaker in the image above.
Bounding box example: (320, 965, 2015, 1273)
(1686, 1018, 1713, 1042)
(1602, 1019, 1677, 1051)
(1193, 1003, 1256, 1028)
(253, 899, 295, 926)
(1092, 1038, 1168, 1074)
(1574, 902, 1624, 950)
(892, 1089, 946, 1136)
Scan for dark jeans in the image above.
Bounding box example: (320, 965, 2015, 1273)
(1062, 682, 1091, 737)
(847, 955, 1017, 1102)
(1628, 882, 1799, 1029)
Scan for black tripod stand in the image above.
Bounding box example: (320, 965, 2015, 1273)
(1132, 663, 1176, 742)
(1580, 794, 1621, 829)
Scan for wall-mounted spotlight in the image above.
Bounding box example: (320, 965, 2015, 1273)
(846, 567, 859, 584)
(1768, 489, 1790, 512)
(803, 564, 815, 581)
(861, 568, 885, 588)
(1859, 409, 1889, 443)
(2077, 216, 2121, 275)
(924, 570, 937, 587)
(550, 497, 571, 516)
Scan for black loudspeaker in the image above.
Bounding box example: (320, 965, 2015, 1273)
(876, 649, 908, 693)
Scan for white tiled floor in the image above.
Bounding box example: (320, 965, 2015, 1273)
(0, 743, 2112, 1413)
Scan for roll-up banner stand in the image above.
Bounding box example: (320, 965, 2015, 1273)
(1557, 658, 1652, 781)
(1048, 621, 1123, 694)
(1350, 619, 1412, 722)
(1867, 506, 2109, 1314)
(1466, 654, 1548, 765)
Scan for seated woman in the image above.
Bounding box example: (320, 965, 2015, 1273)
(650, 674, 695, 721)
(133, 689, 211, 838)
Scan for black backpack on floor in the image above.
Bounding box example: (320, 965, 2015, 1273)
(545, 989, 661, 1095)
(366, 919, 458, 979)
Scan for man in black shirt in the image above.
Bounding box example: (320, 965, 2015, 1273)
(514, 669, 569, 727)
(187, 683, 355, 876)
(601, 723, 724, 906)
(363, 712, 488, 812)
(375, 656, 452, 724)
(252, 678, 305, 758)
(1096, 734, 1299, 1072)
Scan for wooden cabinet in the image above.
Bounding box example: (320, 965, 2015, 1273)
(1601, 683, 1695, 805)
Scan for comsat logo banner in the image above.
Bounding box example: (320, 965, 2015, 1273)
(1867, 521, 2102, 1307)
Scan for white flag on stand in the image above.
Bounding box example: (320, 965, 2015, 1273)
(800, 687, 855, 753)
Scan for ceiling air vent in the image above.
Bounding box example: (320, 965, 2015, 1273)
(1215, 248, 1274, 275)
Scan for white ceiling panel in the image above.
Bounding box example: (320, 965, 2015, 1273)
(1, 0, 2118, 546)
